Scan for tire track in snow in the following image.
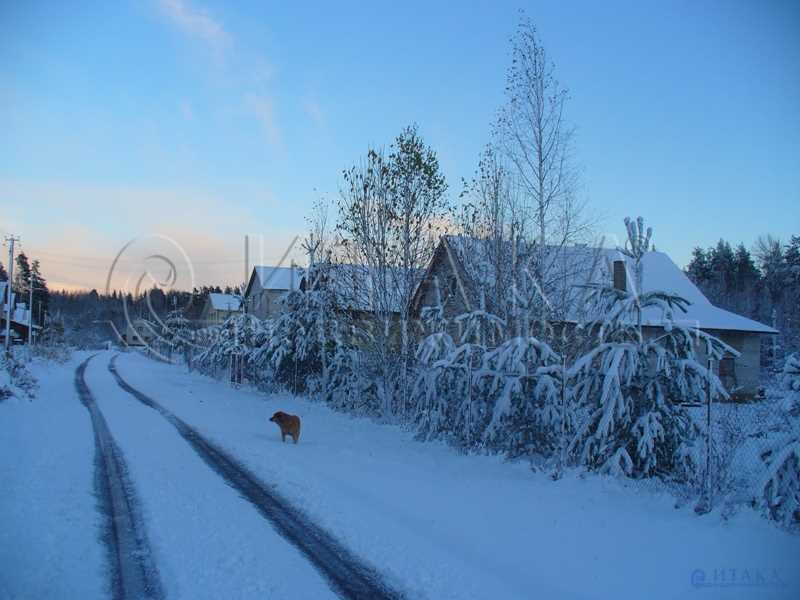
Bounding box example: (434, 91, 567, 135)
(75, 355, 163, 600)
(108, 355, 405, 600)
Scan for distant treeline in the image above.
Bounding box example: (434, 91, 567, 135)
(685, 235, 800, 361)
(40, 285, 233, 348)
(0, 251, 240, 348)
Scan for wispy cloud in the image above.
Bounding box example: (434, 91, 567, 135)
(155, 1, 282, 152)
(157, 0, 230, 51)
(244, 93, 281, 147)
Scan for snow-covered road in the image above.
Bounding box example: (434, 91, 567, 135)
(82, 353, 344, 599)
(2, 350, 799, 599)
(105, 355, 402, 599)
(75, 355, 163, 599)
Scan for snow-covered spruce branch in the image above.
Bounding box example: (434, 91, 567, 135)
(567, 285, 732, 479)
(413, 305, 568, 457)
(759, 437, 800, 527)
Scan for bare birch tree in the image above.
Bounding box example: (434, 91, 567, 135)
(493, 14, 593, 324)
(495, 15, 579, 246)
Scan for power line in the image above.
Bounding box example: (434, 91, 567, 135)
(19, 247, 295, 266)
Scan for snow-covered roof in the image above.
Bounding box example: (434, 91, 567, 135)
(208, 293, 241, 312)
(587, 249, 777, 334)
(251, 266, 301, 292)
(440, 236, 777, 334)
(0, 283, 40, 329)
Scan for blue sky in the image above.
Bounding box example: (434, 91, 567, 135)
(1, 0, 798, 290)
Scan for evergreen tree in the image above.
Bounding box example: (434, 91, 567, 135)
(162, 309, 193, 353)
(413, 295, 510, 449)
(569, 218, 733, 479)
(14, 252, 31, 301)
(30, 259, 50, 325)
(686, 247, 711, 285)
(195, 313, 267, 381)
(758, 355, 800, 526)
(256, 266, 339, 396)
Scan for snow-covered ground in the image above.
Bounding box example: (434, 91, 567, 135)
(2, 350, 799, 599)
(1, 352, 106, 599)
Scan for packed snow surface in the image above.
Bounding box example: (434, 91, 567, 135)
(2, 350, 798, 599)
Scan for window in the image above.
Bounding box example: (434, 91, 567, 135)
(719, 357, 736, 377)
(613, 260, 627, 291)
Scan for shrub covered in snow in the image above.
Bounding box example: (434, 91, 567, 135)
(782, 353, 800, 416)
(756, 354, 800, 526)
(195, 313, 269, 383)
(31, 320, 71, 363)
(0, 351, 38, 401)
(759, 437, 800, 527)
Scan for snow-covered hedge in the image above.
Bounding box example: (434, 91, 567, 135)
(184, 217, 794, 526)
(782, 353, 800, 415)
(756, 354, 800, 527)
(0, 351, 38, 401)
(759, 437, 800, 527)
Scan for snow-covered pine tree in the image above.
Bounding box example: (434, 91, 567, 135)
(413, 294, 506, 449)
(568, 218, 734, 479)
(759, 435, 800, 527)
(161, 308, 193, 360)
(195, 313, 266, 382)
(481, 334, 563, 459)
(252, 291, 307, 392)
(324, 333, 381, 414)
(783, 353, 800, 414)
(757, 353, 800, 526)
(255, 273, 336, 395)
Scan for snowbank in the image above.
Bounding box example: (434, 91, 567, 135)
(0, 352, 105, 599)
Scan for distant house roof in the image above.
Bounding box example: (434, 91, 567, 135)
(0, 282, 40, 329)
(244, 265, 301, 298)
(208, 293, 241, 312)
(425, 235, 777, 335)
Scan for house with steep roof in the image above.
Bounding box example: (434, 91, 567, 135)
(199, 293, 242, 326)
(243, 265, 301, 320)
(122, 318, 159, 347)
(411, 236, 777, 399)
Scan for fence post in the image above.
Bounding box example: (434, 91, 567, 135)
(696, 357, 714, 514)
(556, 354, 568, 479)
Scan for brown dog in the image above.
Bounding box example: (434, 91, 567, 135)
(269, 411, 301, 444)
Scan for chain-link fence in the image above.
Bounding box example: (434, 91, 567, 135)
(686, 395, 796, 515)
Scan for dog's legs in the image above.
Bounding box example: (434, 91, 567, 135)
(281, 432, 286, 443)
(292, 433, 298, 444)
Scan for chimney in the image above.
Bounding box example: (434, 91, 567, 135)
(613, 260, 627, 291)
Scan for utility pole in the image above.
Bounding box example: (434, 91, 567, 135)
(4, 235, 19, 354)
